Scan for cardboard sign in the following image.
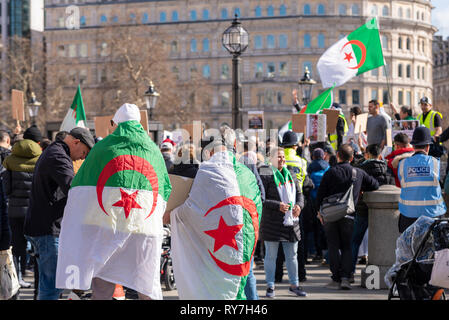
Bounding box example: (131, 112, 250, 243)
(306, 114, 327, 143)
(166, 174, 194, 212)
(322, 109, 340, 134)
(140, 110, 149, 133)
(392, 120, 420, 141)
(291, 114, 307, 133)
(182, 121, 202, 147)
(11, 90, 25, 121)
(94, 115, 114, 138)
(248, 111, 264, 129)
(386, 128, 392, 147)
(354, 113, 368, 134)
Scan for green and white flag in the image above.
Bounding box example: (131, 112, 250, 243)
(56, 119, 172, 299)
(300, 86, 334, 114)
(317, 18, 385, 88)
(170, 151, 262, 300)
(60, 84, 87, 131)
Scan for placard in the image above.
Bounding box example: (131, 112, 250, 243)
(248, 111, 264, 129)
(140, 110, 149, 133)
(94, 115, 114, 138)
(166, 174, 194, 212)
(11, 89, 25, 121)
(291, 114, 307, 133)
(182, 121, 202, 147)
(322, 109, 340, 134)
(306, 114, 327, 143)
(392, 120, 420, 141)
(386, 128, 393, 147)
(354, 113, 369, 134)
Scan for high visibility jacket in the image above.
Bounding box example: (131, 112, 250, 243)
(284, 148, 307, 191)
(329, 114, 348, 151)
(397, 153, 446, 219)
(418, 110, 443, 137)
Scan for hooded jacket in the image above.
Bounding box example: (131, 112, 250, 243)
(2, 139, 42, 219)
(385, 147, 415, 187)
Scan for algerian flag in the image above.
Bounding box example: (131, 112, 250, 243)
(317, 18, 384, 88)
(300, 86, 334, 114)
(60, 84, 87, 132)
(170, 151, 262, 300)
(56, 119, 172, 299)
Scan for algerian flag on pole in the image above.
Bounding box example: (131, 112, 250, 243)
(300, 86, 334, 114)
(317, 17, 385, 88)
(56, 106, 172, 299)
(59, 84, 87, 131)
(170, 151, 262, 300)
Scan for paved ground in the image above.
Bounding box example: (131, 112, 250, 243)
(17, 259, 390, 300)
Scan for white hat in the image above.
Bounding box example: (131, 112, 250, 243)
(112, 103, 141, 125)
(161, 142, 173, 150)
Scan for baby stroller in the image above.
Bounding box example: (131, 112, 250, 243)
(388, 218, 449, 300)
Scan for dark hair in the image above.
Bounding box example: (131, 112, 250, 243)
(393, 132, 409, 145)
(55, 131, 69, 141)
(0, 130, 10, 142)
(400, 106, 413, 117)
(365, 144, 381, 157)
(337, 144, 354, 162)
(350, 106, 362, 116)
(369, 100, 380, 106)
(40, 138, 52, 151)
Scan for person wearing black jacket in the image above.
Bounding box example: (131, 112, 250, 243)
(316, 144, 379, 290)
(169, 143, 200, 179)
(24, 127, 94, 300)
(0, 165, 10, 252)
(0, 130, 11, 164)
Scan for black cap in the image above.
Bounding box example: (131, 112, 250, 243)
(410, 126, 432, 146)
(23, 125, 43, 143)
(281, 131, 299, 147)
(69, 127, 95, 149)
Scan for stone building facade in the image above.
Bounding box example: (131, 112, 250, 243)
(43, 0, 436, 130)
(433, 35, 449, 127)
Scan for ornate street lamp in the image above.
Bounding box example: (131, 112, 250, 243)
(222, 15, 249, 129)
(28, 92, 41, 125)
(298, 67, 316, 105)
(144, 81, 160, 121)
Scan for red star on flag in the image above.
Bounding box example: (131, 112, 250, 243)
(204, 216, 243, 253)
(112, 188, 142, 219)
(344, 52, 354, 63)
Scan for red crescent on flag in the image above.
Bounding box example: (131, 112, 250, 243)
(204, 196, 259, 277)
(341, 40, 367, 70)
(96, 155, 159, 220)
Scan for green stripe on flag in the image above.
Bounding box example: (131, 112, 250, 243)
(71, 85, 87, 123)
(302, 86, 334, 114)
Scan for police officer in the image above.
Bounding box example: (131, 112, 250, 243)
(417, 97, 442, 139)
(328, 103, 348, 152)
(281, 131, 308, 191)
(397, 126, 446, 233)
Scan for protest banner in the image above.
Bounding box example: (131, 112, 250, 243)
(11, 90, 25, 121)
(291, 114, 307, 134)
(392, 120, 420, 140)
(140, 110, 149, 133)
(322, 109, 340, 134)
(306, 114, 327, 143)
(248, 111, 264, 129)
(354, 113, 368, 134)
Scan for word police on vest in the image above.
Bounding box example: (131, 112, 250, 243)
(407, 166, 431, 177)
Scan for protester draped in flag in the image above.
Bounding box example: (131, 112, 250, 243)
(55, 103, 172, 300)
(317, 17, 384, 88)
(59, 85, 88, 132)
(167, 139, 262, 300)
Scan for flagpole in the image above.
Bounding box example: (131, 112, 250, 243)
(383, 64, 393, 107)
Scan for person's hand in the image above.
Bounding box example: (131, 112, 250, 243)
(317, 212, 324, 225)
(292, 89, 299, 104)
(163, 210, 172, 224)
(390, 102, 398, 114)
(14, 122, 22, 135)
(304, 137, 310, 147)
(279, 202, 290, 213)
(292, 205, 301, 217)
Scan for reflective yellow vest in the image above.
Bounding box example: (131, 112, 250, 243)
(329, 114, 348, 151)
(418, 110, 443, 137)
(284, 147, 307, 191)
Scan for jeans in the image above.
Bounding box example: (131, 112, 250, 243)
(323, 218, 354, 282)
(25, 235, 63, 300)
(351, 214, 369, 274)
(264, 241, 298, 289)
(244, 258, 258, 300)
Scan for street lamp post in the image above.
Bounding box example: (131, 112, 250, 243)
(222, 15, 249, 130)
(298, 67, 316, 105)
(144, 81, 160, 121)
(28, 92, 41, 125)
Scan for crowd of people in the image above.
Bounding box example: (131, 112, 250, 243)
(0, 95, 448, 300)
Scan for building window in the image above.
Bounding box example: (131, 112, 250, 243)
(234, 8, 241, 17)
(171, 11, 178, 22)
(406, 65, 411, 78)
(79, 43, 88, 57)
(304, 34, 311, 48)
(171, 41, 178, 53)
(280, 5, 287, 16)
(398, 64, 403, 77)
(267, 35, 275, 49)
(255, 62, 263, 78)
(255, 6, 262, 17)
(398, 7, 403, 18)
(254, 35, 263, 49)
(422, 66, 425, 80)
(202, 38, 210, 52)
(338, 4, 346, 15)
(371, 89, 378, 100)
(69, 44, 76, 57)
(279, 34, 288, 49)
(303, 61, 313, 77)
(267, 62, 275, 77)
(352, 90, 360, 105)
(318, 33, 325, 48)
(406, 8, 411, 19)
(339, 90, 347, 104)
(190, 10, 197, 20)
(100, 42, 108, 57)
(351, 4, 359, 15)
(265, 89, 275, 105)
(221, 64, 229, 79)
(398, 36, 402, 49)
(98, 69, 107, 83)
(221, 8, 228, 19)
(372, 68, 378, 76)
(398, 91, 403, 105)
(142, 13, 149, 23)
(112, 15, 119, 23)
(382, 35, 389, 49)
(79, 69, 87, 85)
(202, 9, 209, 20)
(417, 65, 420, 79)
(406, 91, 411, 106)
(190, 39, 197, 52)
(383, 89, 389, 104)
(80, 16, 86, 26)
(202, 65, 210, 78)
(371, 5, 378, 16)
(100, 15, 107, 23)
(277, 91, 284, 105)
(267, 5, 274, 17)
(317, 4, 325, 15)
(57, 45, 65, 57)
(160, 12, 167, 22)
(406, 38, 411, 50)
(304, 4, 311, 15)
(280, 62, 288, 76)
(129, 13, 136, 23)
(221, 92, 230, 107)
(382, 5, 389, 16)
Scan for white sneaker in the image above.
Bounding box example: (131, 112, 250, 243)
(19, 279, 31, 288)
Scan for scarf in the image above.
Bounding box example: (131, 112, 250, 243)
(272, 166, 297, 226)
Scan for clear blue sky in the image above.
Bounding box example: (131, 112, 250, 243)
(432, 0, 449, 38)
